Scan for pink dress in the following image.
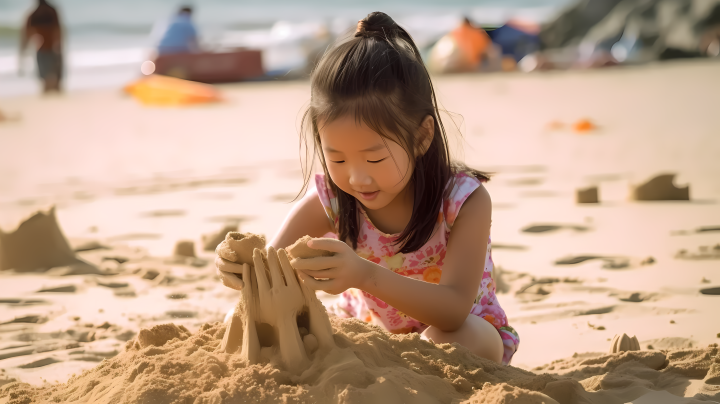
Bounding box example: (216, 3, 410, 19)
(315, 171, 520, 365)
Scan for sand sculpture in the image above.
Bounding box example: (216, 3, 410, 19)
(202, 224, 238, 251)
(0, 207, 81, 272)
(215, 233, 335, 374)
(576, 186, 599, 203)
(173, 240, 196, 258)
(633, 174, 689, 201)
(608, 333, 641, 353)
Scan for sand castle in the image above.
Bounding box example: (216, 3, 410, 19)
(608, 333, 641, 353)
(0, 207, 80, 272)
(633, 174, 690, 201)
(215, 233, 336, 374)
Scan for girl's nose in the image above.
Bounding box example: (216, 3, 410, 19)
(348, 167, 372, 187)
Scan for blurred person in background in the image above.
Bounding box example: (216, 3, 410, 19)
(19, 0, 63, 93)
(157, 6, 200, 55)
(428, 17, 501, 74)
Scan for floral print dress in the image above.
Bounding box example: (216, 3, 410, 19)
(315, 171, 520, 365)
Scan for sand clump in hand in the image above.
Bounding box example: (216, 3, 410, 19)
(215, 232, 266, 265)
(3, 318, 719, 404)
(286, 235, 335, 260)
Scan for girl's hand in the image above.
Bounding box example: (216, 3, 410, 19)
(215, 256, 245, 291)
(291, 238, 373, 295)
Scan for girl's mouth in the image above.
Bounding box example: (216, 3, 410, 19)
(358, 191, 379, 200)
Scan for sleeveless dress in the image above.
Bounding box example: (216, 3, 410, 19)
(315, 171, 520, 365)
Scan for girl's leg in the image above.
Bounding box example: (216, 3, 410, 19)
(421, 314, 504, 364)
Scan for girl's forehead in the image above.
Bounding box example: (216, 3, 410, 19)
(319, 116, 401, 151)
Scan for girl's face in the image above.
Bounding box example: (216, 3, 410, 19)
(319, 115, 413, 211)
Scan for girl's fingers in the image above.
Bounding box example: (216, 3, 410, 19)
(297, 271, 336, 292)
(218, 268, 244, 290)
(297, 267, 338, 280)
(215, 256, 244, 274)
(252, 248, 271, 293)
(266, 246, 284, 288)
(290, 256, 341, 271)
(242, 263, 251, 295)
(277, 249, 300, 289)
(306, 238, 347, 253)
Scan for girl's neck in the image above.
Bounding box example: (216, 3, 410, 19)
(361, 181, 414, 235)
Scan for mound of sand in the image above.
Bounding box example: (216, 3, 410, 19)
(1, 318, 718, 404)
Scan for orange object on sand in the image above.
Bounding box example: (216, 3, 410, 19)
(450, 20, 491, 68)
(123, 75, 222, 106)
(573, 119, 596, 133)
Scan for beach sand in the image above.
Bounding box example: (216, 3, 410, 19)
(1, 59, 719, 403)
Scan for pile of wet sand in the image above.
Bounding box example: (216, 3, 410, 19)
(1, 318, 718, 404)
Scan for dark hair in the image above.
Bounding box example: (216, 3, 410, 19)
(300, 11, 489, 254)
(179, 6, 193, 14)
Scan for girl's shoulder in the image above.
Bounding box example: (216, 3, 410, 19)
(443, 171, 487, 230)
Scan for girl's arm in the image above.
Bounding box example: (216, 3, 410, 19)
(216, 187, 334, 289)
(297, 185, 491, 332)
(268, 187, 336, 250)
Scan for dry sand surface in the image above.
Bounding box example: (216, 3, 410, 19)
(1, 60, 720, 403)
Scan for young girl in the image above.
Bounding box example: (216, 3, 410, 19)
(216, 11, 519, 365)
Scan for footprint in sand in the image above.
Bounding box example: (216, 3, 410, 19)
(700, 287, 720, 296)
(554, 255, 631, 269)
(36, 285, 77, 293)
(17, 357, 62, 369)
(676, 245, 720, 260)
(521, 223, 590, 233)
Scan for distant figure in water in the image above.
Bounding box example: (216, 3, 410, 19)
(19, 0, 63, 93)
(157, 6, 200, 55)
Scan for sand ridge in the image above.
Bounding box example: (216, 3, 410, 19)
(1, 319, 718, 403)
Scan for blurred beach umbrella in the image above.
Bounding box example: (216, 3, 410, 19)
(123, 75, 222, 106)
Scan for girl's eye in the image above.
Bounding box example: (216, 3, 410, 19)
(368, 158, 386, 164)
(330, 160, 345, 164)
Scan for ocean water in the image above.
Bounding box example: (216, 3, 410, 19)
(0, 0, 574, 96)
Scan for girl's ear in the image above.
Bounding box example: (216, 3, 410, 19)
(415, 115, 434, 157)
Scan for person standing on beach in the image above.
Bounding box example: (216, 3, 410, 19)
(215, 12, 519, 365)
(156, 6, 200, 55)
(19, 0, 63, 93)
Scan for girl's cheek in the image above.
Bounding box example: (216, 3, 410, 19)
(328, 165, 350, 190)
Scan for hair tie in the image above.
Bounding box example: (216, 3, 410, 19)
(354, 19, 389, 40)
(354, 20, 368, 38)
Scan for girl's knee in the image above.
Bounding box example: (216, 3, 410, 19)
(421, 315, 504, 364)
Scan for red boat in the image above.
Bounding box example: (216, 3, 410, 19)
(152, 49, 264, 83)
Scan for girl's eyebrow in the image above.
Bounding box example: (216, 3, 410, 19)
(324, 144, 385, 153)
